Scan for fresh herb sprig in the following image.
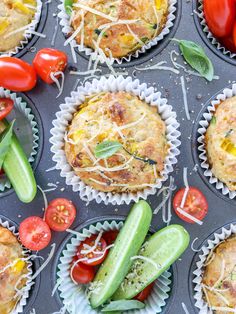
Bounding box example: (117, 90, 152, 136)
(173, 39, 214, 81)
(94, 141, 122, 159)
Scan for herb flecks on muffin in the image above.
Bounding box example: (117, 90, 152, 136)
(206, 96, 236, 191)
(64, 91, 168, 193)
(67, 0, 168, 58)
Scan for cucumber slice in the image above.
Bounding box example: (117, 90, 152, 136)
(112, 224, 190, 300)
(0, 120, 37, 203)
(89, 200, 152, 308)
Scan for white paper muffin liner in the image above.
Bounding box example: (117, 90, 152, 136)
(197, 83, 236, 200)
(0, 0, 42, 57)
(197, 0, 236, 59)
(0, 88, 39, 193)
(193, 223, 236, 314)
(50, 75, 181, 205)
(0, 217, 34, 314)
(57, 220, 172, 314)
(58, 0, 177, 65)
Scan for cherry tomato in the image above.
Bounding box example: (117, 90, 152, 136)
(33, 48, 68, 84)
(70, 257, 95, 284)
(233, 22, 236, 49)
(19, 216, 51, 251)
(173, 187, 208, 224)
(0, 169, 4, 176)
(0, 57, 37, 92)
(77, 235, 108, 266)
(220, 34, 236, 53)
(0, 98, 14, 120)
(45, 198, 76, 232)
(103, 230, 119, 245)
(204, 0, 236, 38)
(134, 283, 154, 302)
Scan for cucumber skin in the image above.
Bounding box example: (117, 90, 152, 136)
(113, 224, 190, 300)
(1, 122, 37, 203)
(89, 200, 152, 309)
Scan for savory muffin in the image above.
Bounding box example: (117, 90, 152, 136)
(202, 235, 236, 313)
(64, 91, 168, 193)
(0, 0, 36, 52)
(206, 96, 236, 191)
(0, 226, 29, 313)
(70, 0, 169, 58)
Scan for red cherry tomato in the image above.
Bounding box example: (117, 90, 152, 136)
(204, 0, 235, 38)
(173, 187, 208, 224)
(233, 22, 236, 49)
(102, 230, 119, 245)
(0, 169, 4, 176)
(134, 283, 154, 302)
(45, 198, 76, 232)
(220, 34, 236, 53)
(77, 235, 108, 266)
(0, 57, 37, 92)
(0, 98, 14, 120)
(19, 216, 51, 251)
(33, 48, 68, 84)
(70, 258, 95, 284)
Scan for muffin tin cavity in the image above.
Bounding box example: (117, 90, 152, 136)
(0, 91, 43, 197)
(52, 217, 175, 314)
(193, 0, 236, 66)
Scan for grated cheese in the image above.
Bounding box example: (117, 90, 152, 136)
(70, 69, 102, 76)
(212, 258, 226, 289)
(50, 71, 65, 98)
(190, 237, 201, 252)
(180, 76, 190, 121)
(118, 113, 146, 131)
(126, 24, 143, 45)
(64, 16, 84, 46)
(210, 307, 236, 313)
(176, 207, 203, 225)
(153, 176, 176, 215)
(98, 19, 139, 30)
(135, 61, 180, 74)
(80, 230, 103, 255)
(83, 142, 97, 163)
(37, 185, 48, 211)
(30, 243, 56, 280)
(3, 24, 30, 38)
(73, 3, 117, 21)
(69, 41, 77, 64)
(181, 302, 190, 314)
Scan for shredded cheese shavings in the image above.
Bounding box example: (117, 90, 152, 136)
(180, 76, 190, 121)
(210, 307, 236, 313)
(69, 41, 77, 64)
(182, 302, 190, 314)
(64, 15, 84, 46)
(212, 258, 226, 289)
(191, 237, 201, 252)
(176, 207, 203, 225)
(50, 71, 65, 98)
(153, 176, 176, 215)
(80, 230, 103, 254)
(3, 24, 30, 38)
(73, 3, 117, 21)
(98, 19, 139, 30)
(126, 24, 143, 45)
(118, 113, 146, 131)
(83, 142, 97, 163)
(130, 255, 161, 270)
(70, 69, 102, 76)
(135, 61, 180, 74)
(37, 185, 48, 211)
(31, 243, 56, 280)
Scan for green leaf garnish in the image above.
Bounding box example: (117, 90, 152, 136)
(64, 0, 73, 15)
(0, 120, 15, 168)
(101, 300, 145, 312)
(94, 141, 122, 159)
(173, 39, 214, 81)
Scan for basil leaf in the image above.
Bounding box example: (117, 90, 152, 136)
(101, 300, 145, 312)
(94, 141, 122, 159)
(64, 0, 73, 15)
(0, 120, 15, 168)
(176, 39, 214, 81)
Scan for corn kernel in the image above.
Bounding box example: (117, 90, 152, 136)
(119, 34, 136, 46)
(12, 259, 25, 273)
(155, 0, 162, 10)
(0, 19, 9, 35)
(221, 138, 236, 156)
(13, 2, 33, 14)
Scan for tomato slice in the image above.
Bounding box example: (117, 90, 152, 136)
(134, 283, 154, 302)
(77, 235, 108, 266)
(70, 257, 95, 284)
(19, 216, 51, 251)
(0, 98, 14, 120)
(0, 169, 5, 176)
(45, 198, 76, 232)
(0, 57, 37, 92)
(33, 48, 68, 84)
(173, 187, 208, 224)
(102, 230, 119, 245)
(233, 22, 236, 50)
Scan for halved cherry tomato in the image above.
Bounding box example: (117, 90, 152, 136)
(134, 283, 154, 302)
(103, 230, 119, 245)
(173, 187, 208, 224)
(33, 48, 68, 84)
(45, 198, 76, 232)
(77, 235, 108, 266)
(204, 0, 236, 38)
(19, 216, 51, 251)
(233, 22, 236, 49)
(0, 98, 14, 120)
(70, 257, 95, 284)
(0, 169, 4, 176)
(220, 34, 236, 53)
(0, 57, 37, 92)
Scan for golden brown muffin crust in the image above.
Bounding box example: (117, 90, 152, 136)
(64, 91, 168, 193)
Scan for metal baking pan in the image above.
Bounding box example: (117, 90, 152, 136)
(0, 0, 236, 313)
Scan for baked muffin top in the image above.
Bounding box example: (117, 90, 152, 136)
(64, 91, 168, 193)
(0, 0, 36, 53)
(202, 235, 236, 314)
(70, 0, 168, 58)
(0, 226, 28, 314)
(206, 96, 236, 191)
